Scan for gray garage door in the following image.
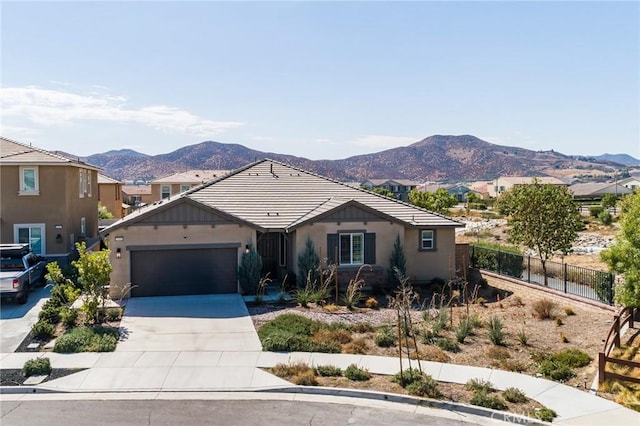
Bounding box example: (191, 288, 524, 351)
(130, 248, 237, 297)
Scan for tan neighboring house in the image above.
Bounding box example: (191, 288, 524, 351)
(121, 185, 153, 210)
(488, 176, 567, 198)
(98, 174, 125, 219)
(618, 176, 640, 192)
(569, 182, 632, 201)
(151, 170, 230, 201)
(0, 137, 100, 263)
(101, 159, 463, 298)
(361, 179, 420, 202)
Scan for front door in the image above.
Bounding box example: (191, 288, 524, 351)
(14, 224, 45, 255)
(257, 232, 280, 279)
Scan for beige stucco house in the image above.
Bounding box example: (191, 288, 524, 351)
(0, 137, 100, 263)
(150, 170, 230, 201)
(488, 176, 567, 198)
(98, 173, 125, 219)
(101, 159, 462, 298)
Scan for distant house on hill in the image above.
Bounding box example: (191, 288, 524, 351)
(569, 182, 632, 201)
(361, 179, 420, 202)
(150, 170, 231, 201)
(488, 176, 566, 198)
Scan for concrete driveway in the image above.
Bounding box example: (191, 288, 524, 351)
(0, 286, 51, 353)
(116, 294, 262, 352)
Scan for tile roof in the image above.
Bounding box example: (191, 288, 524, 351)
(98, 174, 121, 184)
(568, 182, 632, 197)
(499, 176, 566, 185)
(121, 185, 152, 195)
(0, 136, 100, 170)
(151, 170, 231, 184)
(104, 159, 462, 233)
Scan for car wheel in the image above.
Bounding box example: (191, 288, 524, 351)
(16, 291, 28, 304)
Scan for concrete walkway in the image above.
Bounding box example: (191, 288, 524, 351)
(1, 351, 637, 425)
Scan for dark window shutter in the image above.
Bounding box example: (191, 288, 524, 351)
(364, 233, 376, 264)
(327, 234, 338, 264)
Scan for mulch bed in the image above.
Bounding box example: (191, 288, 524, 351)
(0, 369, 85, 387)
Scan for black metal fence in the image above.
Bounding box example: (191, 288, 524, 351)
(470, 244, 615, 305)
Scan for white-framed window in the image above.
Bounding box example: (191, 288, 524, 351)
(81, 217, 86, 237)
(161, 185, 171, 199)
(180, 184, 191, 192)
(79, 169, 85, 198)
(339, 233, 364, 265)
(87, 170, 92, 197)
(19, 166, 39, 195)
(420, 230, 435, 251)
(14, 224, 46, 255)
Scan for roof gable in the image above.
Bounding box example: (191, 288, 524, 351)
(0, 137, 100, 170)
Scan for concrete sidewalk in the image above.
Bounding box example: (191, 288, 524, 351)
(1, 351, 637, 425)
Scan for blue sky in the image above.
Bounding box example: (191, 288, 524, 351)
(1, 1, 638, 160)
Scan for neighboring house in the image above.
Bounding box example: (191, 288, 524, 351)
(568, 182, 632, 201)
(121, 185, 153, 209)
(150, 170, 230, 201)
(361, 179, 420, 202)
(488, 176, 567, 198)
(98, 174, 125, 219)
(618, 176, 640, 192)
(0, 137, 100, 263)
(101, 159, 462, 299)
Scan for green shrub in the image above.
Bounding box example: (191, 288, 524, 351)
(314, 365, 342, 377)
(392, 368, 425, 387)
(406, 375, 442, 398)
(503, 387, 528, 403)
(262, 329, 340, 353)
(375, 326, 396, 348)
(344, 364, 371, 381)
(104, 307, 122, 322)
(60, 307, 78, 328)
(589, 206, 604, 217)
(538, 360, 574, 381)
(553, 348, 592, 368)
(53, 325, 118, 353)
(535, 407, 557, 422)
(22, 357, 52, 377)
(38, 306, 61, 325)
(598, 210, 612, 225)
(517, 329, 528, 346)
(297, 237, 320, 287)
(470, 392, 507, 410)
(259, 314, 315, 338)
(466, 378, 494, 393)
(293, 370, 318, 386)
(456, 318, 472, 343)
(31, 321, 55, 340)
(436, 337, 460, 353)
(487, 316, 506, 346)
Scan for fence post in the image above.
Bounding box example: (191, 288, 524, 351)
(563, 263, 568, 294)
(598, 352, 606, 385)
(614, 315, 621, 348)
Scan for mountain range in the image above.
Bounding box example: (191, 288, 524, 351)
(81, 135, 637, 182)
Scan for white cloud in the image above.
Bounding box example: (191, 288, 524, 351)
(0, 125, 40, 139)
(0, 86, 244, 137)
(348, 134, 417, 150)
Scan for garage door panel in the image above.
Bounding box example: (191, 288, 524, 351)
(130, 248, 237, 297)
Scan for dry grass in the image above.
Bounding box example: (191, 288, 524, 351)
(600, 333, 640, 412)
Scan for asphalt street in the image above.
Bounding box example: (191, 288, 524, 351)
(0, 398, 490, 426)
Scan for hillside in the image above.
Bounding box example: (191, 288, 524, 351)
(85, 135, 624, 182)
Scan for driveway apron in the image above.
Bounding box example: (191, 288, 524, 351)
(116, 294, 262, 352)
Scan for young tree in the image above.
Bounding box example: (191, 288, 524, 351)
(371, 186, 395, 198)
(98, 202, 115, 219)
(297, 237, 320, 286)
(501, 180, 582, 286)
(238, 243, 262, 294)
(409, 188, 457, 214)
(73, 242, 112, 324)
(388, 234, 406, 286)
(601, 193, 617, 210)
(601, 192, 640, 307)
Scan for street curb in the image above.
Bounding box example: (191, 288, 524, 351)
(261, 386, 550, 426)
(0, 386, 61, 394)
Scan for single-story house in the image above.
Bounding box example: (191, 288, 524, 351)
(150, 169, 231, 201)
(568, 182, 632, 201)
(100, 160, 463, 298)
(488, 176, 567, 198)
(618, 176, 640, 192)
